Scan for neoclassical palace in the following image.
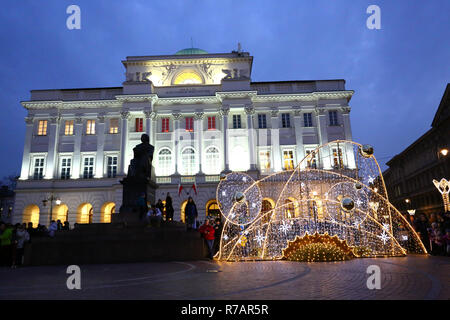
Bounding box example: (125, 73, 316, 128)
(12, 47, 354, 227)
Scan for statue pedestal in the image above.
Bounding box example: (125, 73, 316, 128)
(112, 177, 158, 225)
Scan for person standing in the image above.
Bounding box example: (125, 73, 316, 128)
(165, 193, 174, 222)
(185, 197, 198, 231)
(156, 199, 164, 221)
(48, 220, 58, 238)
(0, 223, 13, 266)
(199, 219, 215, 259)
(137, 192, 147, 221)
(213, 218, 223, 255)
(14, 224, 30, 267)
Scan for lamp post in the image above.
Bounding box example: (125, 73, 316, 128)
(42, 194, 61, 225)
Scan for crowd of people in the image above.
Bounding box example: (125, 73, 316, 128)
(410, 211, 450, 256)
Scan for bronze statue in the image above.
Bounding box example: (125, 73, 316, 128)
(127, 133, 154, 181)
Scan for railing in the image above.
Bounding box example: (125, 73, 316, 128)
(156, 177, 171, 184)
(205, 175, 220, 182)
(181, 176, 195, 183)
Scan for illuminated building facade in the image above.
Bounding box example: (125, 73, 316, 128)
(12, 47, 354, 226)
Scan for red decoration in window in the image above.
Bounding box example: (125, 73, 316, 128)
(135, 118, 143, 132)
(162, 118, 169, 132)
(208, 116, 216, 130)
(185, 117, 194, 132)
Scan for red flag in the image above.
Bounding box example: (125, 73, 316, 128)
(192, 182, 197, 195)
(178, 183, 183, 196)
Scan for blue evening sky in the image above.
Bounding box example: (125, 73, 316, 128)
(0, 0, 449, 179)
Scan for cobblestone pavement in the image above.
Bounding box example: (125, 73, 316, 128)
(0, 255, 448, 300)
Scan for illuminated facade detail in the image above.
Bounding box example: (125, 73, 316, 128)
(216, 140, 427, 261)
(13, 48, 355, 227)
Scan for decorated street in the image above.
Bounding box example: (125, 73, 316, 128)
(0, 256, 448, 300)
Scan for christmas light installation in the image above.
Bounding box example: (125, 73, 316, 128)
(433, 178, 450, 212)
(215, 140, 427, 261)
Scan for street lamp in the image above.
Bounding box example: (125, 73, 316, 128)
(42, 194, 61, 224)
(440, 148, 449, 157)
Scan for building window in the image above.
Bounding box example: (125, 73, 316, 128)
(303, 113, 313, 127)
(86, 120, 96, 135)
(60, 157, 71, 180)
(107, 156, 118, 178)
(208, 116, 216, 130)
(109, 118, 119, 134)
(305, 149, 318, 169)
(332, 147, 344, 169)
(283, 149, 295, 170)
(64, 120, 74, 135)
(158, 148, 172, 176)
(259, 150, 271, 172)
(135, 118, 143, 132)
(185, 117, 194, 132)
(258, 114, 267, 129)
(82, 156, 95, 179)
(181, 147, 196, 175)
(32, 157, 45, 180)
(204, 146, 220, 174)
(37, 120, 47, 136)
(161, 118, 170, 132)
(232, 115, 241, 129)
(281, 113, 291, 128)
(329, 111, 338, 126)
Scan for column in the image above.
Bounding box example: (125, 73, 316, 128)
(220, 106, 230, 172)
(72, 117, 83, 179)
(270, 109, 282, 172)
(144, 110, 155, 140)
(45, 115, 60, 179)
(316, 107, 331, 169)
(172, 112, 181, 175)
(245, 105, 257, 170)
(19, 117, 35, 180)
(119, 111, 130, 175)
(194, 112, 204, 174)
(95, 114, 106, 178)
(293, 109, 305, 167)
(341, 106, 356, 169)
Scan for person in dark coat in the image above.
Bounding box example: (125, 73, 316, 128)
(185, 197, 198, 231)
(213, 217, 223, 254)
(414, 214, 431, 252)
(165, 193, 174, 222)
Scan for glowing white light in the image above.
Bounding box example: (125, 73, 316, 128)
(279, 221, 291, 235)
(254, 230, 266, 246)
(378, 230, 390, 245)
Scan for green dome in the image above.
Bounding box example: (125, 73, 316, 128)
(175, 48, 208, 55)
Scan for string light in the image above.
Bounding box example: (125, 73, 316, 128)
(216, 140, 427, 261)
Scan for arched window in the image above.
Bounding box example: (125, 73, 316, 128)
(180, 200, 188, 223)
(22, 204, 40, 227)
(101, 202, 116, 223)
(77, 203, 93, 224)
(206, 200, 221, 219)
(52, 204, 68, 223)
(158, 148, 173, 176)
(173, 71, 203, 85)
(181, 147, 196, 175)
(204, 146, 220, 174)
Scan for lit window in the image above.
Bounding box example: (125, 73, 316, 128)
(281, 113, 291, 128)
(181, 147, 196, 175)
(110, 118, 119, 134)
(258, 114, 267, 129)
(60, 157, 71, 180)
(305, 149, 318, 168)
(329, 111, 338, 126)
(283, 150, 294, 170)
(33, 157, 45, 180)
(204, 146, 220, 174)
(232, 115, 241, 129)
(161, 118, 170, 132)
(185, 117, 194, 132)
(303, 113, 313, 127)
(173, 71, 203, 85)
(259, 150, 271, 172)
(64, 120, 74, 135)
(86, 120, 95, 135)
(208, 116, 216, 130)
(38, 120, 47, 136)
(158, 148, 172, 176)
(332, 147, 344, 169)
(107, 156, 118, 178)
(82, 156, 95, 179)
(135, 118, 143, 132)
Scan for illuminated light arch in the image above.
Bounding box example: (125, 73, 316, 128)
(216, 140, 427, 261)
(172, 70, 203, 85)
(101, 202, 116, 223)
(77, 203, 93, 224)
(22, 204, 40, 227)
(52, 204, 69, 223)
